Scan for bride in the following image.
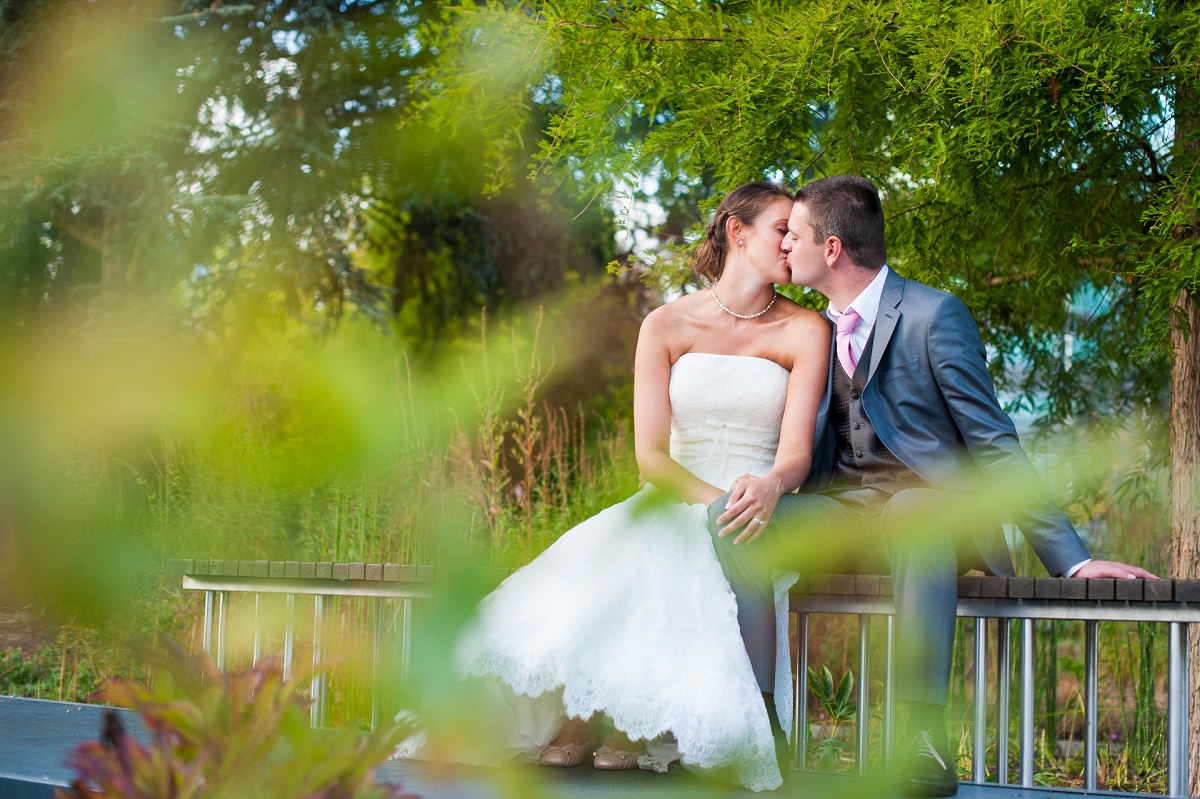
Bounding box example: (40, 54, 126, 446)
(451, 181, 829, 791)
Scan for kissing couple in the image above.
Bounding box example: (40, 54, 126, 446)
(442, 175, 1153, 794)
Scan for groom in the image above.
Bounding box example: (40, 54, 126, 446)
(707, 174, 1154, 796)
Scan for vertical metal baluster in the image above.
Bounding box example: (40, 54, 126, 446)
(884, 615, 895, 773)
(1020, 618, 1034, 787)
(997, 618, 1010, 785)
(857, 614, 870, 774)
(973, 618, 988, 783)
(252, 593, 262, 665)
(1085, 620, 1098, 791)
(371, 597, 384, 732)
(1183, 625, 1190, 798)
(283, 594, 295, 680)
(216, 591, 228, 670)
(202, 590, 214, 655)
(1168, 621, 1184, 797)
(796, 612, 809, 771)
(311, 595, 325, 729)
(400, 597, 413, 682)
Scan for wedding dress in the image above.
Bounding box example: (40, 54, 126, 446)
(451, 352, 797, 792)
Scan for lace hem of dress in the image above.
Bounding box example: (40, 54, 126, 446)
(458, 652, 782, 791)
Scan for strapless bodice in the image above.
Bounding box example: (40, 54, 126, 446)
(668, 352, 790, 490)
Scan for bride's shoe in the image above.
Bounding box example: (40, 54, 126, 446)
(539, 738, 596, 768)
(593, 745, 645, 771)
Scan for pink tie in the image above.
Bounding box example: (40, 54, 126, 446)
(836, 309, 861, 377)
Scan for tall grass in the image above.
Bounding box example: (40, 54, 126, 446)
(1, 306, 639, 717)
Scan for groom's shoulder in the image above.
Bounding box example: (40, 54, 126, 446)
(893, 272, 966, 311)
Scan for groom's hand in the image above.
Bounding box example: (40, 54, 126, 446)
(1071, 560, 1158, 580)
(717, 473, 784, 545)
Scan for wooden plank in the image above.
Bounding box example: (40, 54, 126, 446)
(1087, 579, 1116, 601)
(332, 563, 349, 581)
(348, 563, 365, 581)
(365, 563, 382, 581)
(1007, 578, 1034, 599)
(1175, 580, 1200, 602)
(221, 560, 239, 577)
(316, 562, 333, 580)
(808, 574, 832, 594)
(831, 574, 856, 595)
(163, 559, 189, 575)
(957, 576, 982, 598)
(252, 560, 269, 579)
(1033, 578, 1061, 600)
(1114, 579, 1144, 602)
(238, 561, 254, 577)
(300, 562, 316, 579)
(1059, 579, 1087, 600)
(284, 561, 301, 579)
(879, 576, 893, 596)
(193, 559, 210, 576)
(383, 563, 401, 582)
(1144, 579, 1174, 602)
(980, 576, 1007, 599)
(855, 575, 880, 596)
(268, 562, 285, 579)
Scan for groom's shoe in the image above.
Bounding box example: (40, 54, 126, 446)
(898, 730, 958, 797)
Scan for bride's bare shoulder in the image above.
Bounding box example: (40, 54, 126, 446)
(642, 291, 707, 329)
(784, 304, 829, 330)
(768, 297, 828, 329)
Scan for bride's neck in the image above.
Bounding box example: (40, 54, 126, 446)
(712, 273, 775, 313)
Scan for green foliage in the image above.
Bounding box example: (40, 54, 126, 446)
(56, 645, 416, 799)
(432, 0, 1200, 424)
(0, 0, 620, 342)
(806, 665, 856, 770)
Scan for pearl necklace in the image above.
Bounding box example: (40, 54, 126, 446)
(710, 285, 778, 319)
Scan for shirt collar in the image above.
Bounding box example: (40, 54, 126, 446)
(828, 264, 890, 328)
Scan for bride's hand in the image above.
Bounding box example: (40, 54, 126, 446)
(716, 473, 784, 545)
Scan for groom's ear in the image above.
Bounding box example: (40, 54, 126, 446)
(824, 235, 844, 265)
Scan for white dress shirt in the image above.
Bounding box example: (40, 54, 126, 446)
(827, 264, 890, 367)
(825, 265, 1089, 577)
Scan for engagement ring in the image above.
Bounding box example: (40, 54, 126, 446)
(751, 518, 765, 525)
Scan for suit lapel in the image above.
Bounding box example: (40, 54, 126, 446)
(819, 311, 835, 408)
(867, 269, 905, 383)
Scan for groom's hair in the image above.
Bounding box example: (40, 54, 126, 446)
(793, 175, 887, 270)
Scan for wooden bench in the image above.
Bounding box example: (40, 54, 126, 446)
(166, 560, 1200, 796)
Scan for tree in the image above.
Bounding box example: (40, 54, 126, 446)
(0, 0, 619, 344)
(436, 0, 1200, 785)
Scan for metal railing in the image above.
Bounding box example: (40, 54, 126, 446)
(790, 591, 1195, 796)
(174, 562, 1200, 796)
(185, 565, 435, 730)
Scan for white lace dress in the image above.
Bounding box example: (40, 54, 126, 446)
(450, 353, 796, 792)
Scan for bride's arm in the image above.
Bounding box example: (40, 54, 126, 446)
(716, 312, 830, 542)
(633, 307, 725, 506)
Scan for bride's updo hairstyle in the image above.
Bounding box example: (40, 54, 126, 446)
(693, 180, 794, 282)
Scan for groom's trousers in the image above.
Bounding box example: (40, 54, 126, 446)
(708, 485, 959, 706)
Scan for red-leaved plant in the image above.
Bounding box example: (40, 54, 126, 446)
(57, 641, 417, 799)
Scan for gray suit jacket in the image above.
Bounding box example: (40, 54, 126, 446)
(804, 268, 1091, 577)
